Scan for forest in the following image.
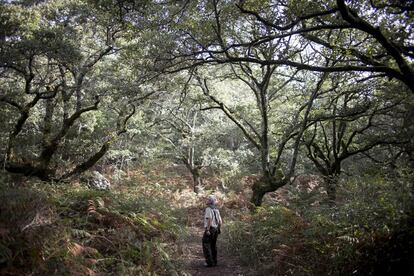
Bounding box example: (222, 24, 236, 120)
(0, 0, 413, 275)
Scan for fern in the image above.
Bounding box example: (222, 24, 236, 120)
(71, 229, 93, 239)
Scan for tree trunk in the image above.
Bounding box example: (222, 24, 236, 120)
(325, 176, 338, 203)
(251, 185, 267, 206)
(5, 161, 53, 181)
(193, 174, 202, 193)
(60, 142, 110, 180)
(42, 98, 54, 147)
(324, 170, 340, 204)
(192, 167, 203, 193)
(251, 175, 287, 206)
(5, 95, 41, 163)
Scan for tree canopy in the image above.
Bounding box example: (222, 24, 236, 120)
(0, 0, 413, 202)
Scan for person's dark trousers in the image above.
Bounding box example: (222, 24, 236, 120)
(202, 227, 218, 266)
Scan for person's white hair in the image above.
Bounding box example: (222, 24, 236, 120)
(207, 195, 216, 205)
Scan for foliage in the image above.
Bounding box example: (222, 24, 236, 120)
(1, 0, 414, 275)
(225, 171, 414, 275)
(0, 173, 181, 275)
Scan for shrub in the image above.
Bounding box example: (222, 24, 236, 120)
(225, 172, 414, 275)
(0, 173, 182, 275)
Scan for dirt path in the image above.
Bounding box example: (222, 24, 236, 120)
(177, 225, 246, 276)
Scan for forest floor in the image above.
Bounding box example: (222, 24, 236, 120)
(1, 163, 412, 275)
(177, 225, 246, 276)
(127, 162, 253, 274)
(115, 162, 253, 275)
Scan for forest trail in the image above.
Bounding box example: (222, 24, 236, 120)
(177, 225, 246, 276)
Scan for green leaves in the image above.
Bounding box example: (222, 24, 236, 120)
(0, 3, 41, 37)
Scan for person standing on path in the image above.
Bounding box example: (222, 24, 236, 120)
(202, 195, 223, 267)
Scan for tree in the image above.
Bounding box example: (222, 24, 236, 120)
(151, 0, 414, 203)
(156, 94, 207, 193)
(0, 0, 152, 180)
(303, 73, 408, 202)
(143, 75, 239, 193)
(194, 59, 333, 205)
(162, 0, 414, 93)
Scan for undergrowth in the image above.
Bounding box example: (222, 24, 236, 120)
(0, 173, 181, 275)
(225, 172, 414, 275)
(1, 162, 413, 276)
